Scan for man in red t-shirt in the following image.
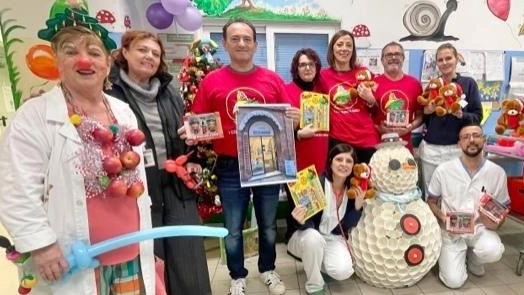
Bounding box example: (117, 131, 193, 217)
(189, 18, 298, 295)
(373, 42, 423, 152)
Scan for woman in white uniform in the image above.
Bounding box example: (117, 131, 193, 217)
(287, 143, 365, 295)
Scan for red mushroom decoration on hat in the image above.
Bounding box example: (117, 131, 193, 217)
(96, 9, 116, 26)
(352, 24, 371, 48)
(124, 15, 132, 29)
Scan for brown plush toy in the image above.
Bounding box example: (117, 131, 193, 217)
(417, 77, 444, 108)
(435, 82, 465, 117)
(355, 69, 376, 88)
(495, 98, 524, 136)
(347, 163, 376, 199)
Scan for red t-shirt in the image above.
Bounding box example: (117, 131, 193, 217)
(373, 74, 423, 150)
(286, 82, 328, 173)
(317, 67, 380, 148)
(191, 66, 290, 157)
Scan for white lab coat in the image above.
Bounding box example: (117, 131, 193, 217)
(0, 86, 155, 294)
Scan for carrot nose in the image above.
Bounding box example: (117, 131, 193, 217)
(76, 57, 92, 70)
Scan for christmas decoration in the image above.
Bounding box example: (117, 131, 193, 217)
(178, 37, 222, 221)
(37, 0, 117, 51)
(351, 133, 441, 288)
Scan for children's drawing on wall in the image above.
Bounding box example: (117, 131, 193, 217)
(193, 0, 336, 22)
(400, 0, 459, 42)
(477, 81, 502, 102)
(421, 50, 438, 82)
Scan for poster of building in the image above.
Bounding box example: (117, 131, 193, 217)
(236, 104, 297, 187)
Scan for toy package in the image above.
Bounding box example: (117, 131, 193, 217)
(479, 193, 510, 224)
(445, 211, 475, 234)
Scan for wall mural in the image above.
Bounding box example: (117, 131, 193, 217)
(399, 0, 516, 43)
(2, 0, 524, 112)
(400, 0, 459, 42)
(192, 0, 336, 22)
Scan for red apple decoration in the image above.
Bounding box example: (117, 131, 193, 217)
(120, 150, 141, 169)
(106, 179, 128, 198)
(93, 127, 114, 144)
(125, 129, 146, 146)
(127, 180, 145, 198)
(103, 156, 123, 175)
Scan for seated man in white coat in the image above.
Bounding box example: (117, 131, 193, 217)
(427, 123, 509, 289)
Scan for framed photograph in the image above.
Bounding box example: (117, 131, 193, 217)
(479, 193, 509, 224)
(386, 109, 409, 127)
(287, 165, 326, 221)
(300, 91, 329, 131)
(236, 104, 297, 187)
(445, 211, 475, 234)
(184, 112, 224, 141)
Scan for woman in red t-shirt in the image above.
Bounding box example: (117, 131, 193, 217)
(317, 30, 380, 164)
(284, 48, 329, 242)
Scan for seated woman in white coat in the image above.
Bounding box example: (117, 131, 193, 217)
(287, 143, 365, 295)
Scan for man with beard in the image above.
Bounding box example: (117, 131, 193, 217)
(427, 123, 510, 289)
(372, 42, 423, 152)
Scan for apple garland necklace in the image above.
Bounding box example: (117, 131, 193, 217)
(61, 85, 146, 199)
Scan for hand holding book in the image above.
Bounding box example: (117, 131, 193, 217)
(291, 205, 307, 225)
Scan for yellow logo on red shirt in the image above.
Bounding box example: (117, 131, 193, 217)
(225, 87, 266, 120)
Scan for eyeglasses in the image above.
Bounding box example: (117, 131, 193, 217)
(298, 62, 315, 69)
(383, 52, 403, 59)
(459, 133, 484, 140)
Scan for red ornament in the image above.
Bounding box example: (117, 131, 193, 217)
(106, 179, 128, 198)
(120, 151, 141, 169)
(400, 214, 421, 236)
(404, 244, 424, 266)
(125, 129, 146, 146)
(127, 181, 145, 198)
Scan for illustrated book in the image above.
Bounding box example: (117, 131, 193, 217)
(300, 91, 330, 131)
(287, 165, 326, 221)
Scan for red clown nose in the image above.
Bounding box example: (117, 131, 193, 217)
(76, 57, 93, 70)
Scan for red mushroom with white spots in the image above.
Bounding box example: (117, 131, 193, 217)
(96, 9, 116, 25)
(124, 15, 132, 29)
(352, 24, 372, 48)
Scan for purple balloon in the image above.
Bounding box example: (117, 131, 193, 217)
(176, 6, 203, 31)
(161, 0, 188, 16)
(146, 2, 174, 30)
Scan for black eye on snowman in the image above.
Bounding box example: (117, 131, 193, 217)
(407, 158, 417, 167)
(389, 159, 401, 170)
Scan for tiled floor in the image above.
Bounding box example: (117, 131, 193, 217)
(1, 218, 523, 294)
(206, 217, 524, 295)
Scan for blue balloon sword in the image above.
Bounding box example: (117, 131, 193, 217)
(65, 225, 228, 277)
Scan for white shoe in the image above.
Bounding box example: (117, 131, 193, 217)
(228, 278, 246, 295)
(260, 270, 286, 295)
(467, 260, 486, 276)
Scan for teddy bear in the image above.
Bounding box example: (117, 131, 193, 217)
(347, 163, 376, 199)
(417, 77, 444, 108)
(434, 82, 465, 116)
(355, 69, 376, 88)
(495, 98, 524, 136)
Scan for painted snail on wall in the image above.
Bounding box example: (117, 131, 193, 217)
(400, 0, 459, 42)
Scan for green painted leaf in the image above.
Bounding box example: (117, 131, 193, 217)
(5, 38, 23, 50)
(5, 25, 25, 37)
